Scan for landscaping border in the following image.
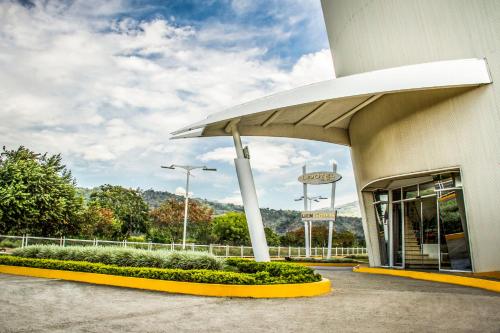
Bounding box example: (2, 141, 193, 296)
(353, 266, 500, 293)
(0, 265, 331, 298)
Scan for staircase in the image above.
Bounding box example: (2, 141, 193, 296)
(405, 222, 438, 268)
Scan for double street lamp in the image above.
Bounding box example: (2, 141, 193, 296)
(161, 164, 217, 249)
(294, 195, 327, 257)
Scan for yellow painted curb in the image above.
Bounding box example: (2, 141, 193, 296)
(0, 265, 331, 298)
(353, 266, 500, 293)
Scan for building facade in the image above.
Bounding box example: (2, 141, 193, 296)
(322, 0, 500, 273)
(174, 0, 499, 273)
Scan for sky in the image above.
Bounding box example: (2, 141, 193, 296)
(0, 0, 358, 210)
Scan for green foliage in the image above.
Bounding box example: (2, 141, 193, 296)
(127, 235, 146, 242)
(284, 257, 359, 263)
(281, 226, 358, 247)
(80, 204, 122, 240)
(264, 227, 280, 246)
(0, 238, 21, 248)
(89, 185, 150, 237)
(149, 198, 213, 243)
(0, 146, 84, 236)
(211, 212, 250, 245)
(0, 255, 322, 285)
(12, 245, 223, 270)
(224, 258, 322, 284)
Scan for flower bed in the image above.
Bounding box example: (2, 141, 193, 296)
(0, 255, 321, 285)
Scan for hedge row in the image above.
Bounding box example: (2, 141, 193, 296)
(283, 257, 360, 264)
(0, 256, 321, 285)
(225, 258, 322, 283)
(12, 245, 222, 271)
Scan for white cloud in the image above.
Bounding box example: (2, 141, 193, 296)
(0, 0, 352, 209)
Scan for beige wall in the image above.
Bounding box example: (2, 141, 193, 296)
(322, 0, 500, 272)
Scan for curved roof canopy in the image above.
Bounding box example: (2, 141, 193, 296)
(171, 58, 491, 146)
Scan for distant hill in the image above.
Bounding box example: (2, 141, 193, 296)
(79, 188, 364, 238)
(142, 189, 364, 238)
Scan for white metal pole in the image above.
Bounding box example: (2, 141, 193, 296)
(327, 221, 333, 258)
(182, 170, 190, 250)
(309, 220, 313, 256)
(327, 162, 338, 259)
(231, 127, 270, 262)
(304, 221, 310, 257)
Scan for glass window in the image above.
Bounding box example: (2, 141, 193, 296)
(438, 189, 472, 271)
(374, 202, 389, 266)
(392, 202, 403, 266)
(392, 188, 402, 201)
(403, 185, 418, 199)
(374, 191, 388, 202)
(419, 181, 435, 196)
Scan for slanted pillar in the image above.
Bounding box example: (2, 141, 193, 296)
(231, 126, 270, 262)
(327, 162, 338, 259)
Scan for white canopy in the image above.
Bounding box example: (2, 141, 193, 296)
(171, 58, 491, 146)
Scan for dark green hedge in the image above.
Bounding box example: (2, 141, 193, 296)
(0, 256, 321, 285)
(283, 257, 360, 264)
(224, 258, 322, 283)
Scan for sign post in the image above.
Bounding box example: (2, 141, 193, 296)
(298, 162, 341, 259)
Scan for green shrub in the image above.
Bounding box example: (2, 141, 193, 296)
(344, 254, 368, 260)
(0, 256, 322, 285)
(224, 258, 321, 284)
(283, 257, 359, 264)
(12, 245, 223, 271)
(0, 238, 22, 248)
(127, 235, 146, 243)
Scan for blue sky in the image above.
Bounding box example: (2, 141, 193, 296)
(0, 0, 358, 210)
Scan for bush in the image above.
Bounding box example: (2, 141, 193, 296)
(345, 254, 368, 260)
(12, 245, 223, 271)
(0, 256, 322, 285)
(224, 258, 321, 284)
(283, 257, 360, 264)
(0, 238, 21, 248)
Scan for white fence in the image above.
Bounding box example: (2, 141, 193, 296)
(0, 234, 367, 258)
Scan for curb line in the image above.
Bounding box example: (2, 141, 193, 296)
(0, 265, 331, 298)
(353, 266, 500, 293)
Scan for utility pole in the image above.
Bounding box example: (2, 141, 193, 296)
(161, 164, 216, 249)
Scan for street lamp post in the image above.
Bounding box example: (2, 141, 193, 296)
(161, 164, 216, 250)
(294, 195, 327, 257)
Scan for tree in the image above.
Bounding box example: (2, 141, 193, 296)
(264, 227, 280, 246)
(149, 198, 213, 243)
(0, 146, 83, 236)
(80, 203, 122, 239)
(89, 185, 149, 237)
(211, 212, 250, 245)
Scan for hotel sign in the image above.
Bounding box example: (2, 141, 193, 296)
(298, 171, 342, 185)
(301, 210, 337, 221)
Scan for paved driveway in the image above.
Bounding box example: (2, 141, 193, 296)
(1, 267, 499, 332)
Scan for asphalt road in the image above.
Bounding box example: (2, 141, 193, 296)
(0, 267, 499, 333)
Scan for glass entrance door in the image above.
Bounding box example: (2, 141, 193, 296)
(403, 197, 439, 269)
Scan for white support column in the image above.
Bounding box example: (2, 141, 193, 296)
(231, 127, 270, 262)
(309, 220, 313, 256)
(304, 221, 310, 257)
(327, 220, 333, 258)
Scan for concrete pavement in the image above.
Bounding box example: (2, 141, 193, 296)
(0, 267, 499, 332)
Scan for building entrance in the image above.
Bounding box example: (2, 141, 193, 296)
(372, 171, 472, 272)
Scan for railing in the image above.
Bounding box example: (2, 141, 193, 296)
(0, 234, 367, 258)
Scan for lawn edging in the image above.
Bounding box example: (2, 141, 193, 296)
(0, 264, 331, 298)
(353, 266, 500, 293)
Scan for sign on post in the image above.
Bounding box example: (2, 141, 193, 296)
(298, 172, 342, 185)
(301, 210, 337, 221)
